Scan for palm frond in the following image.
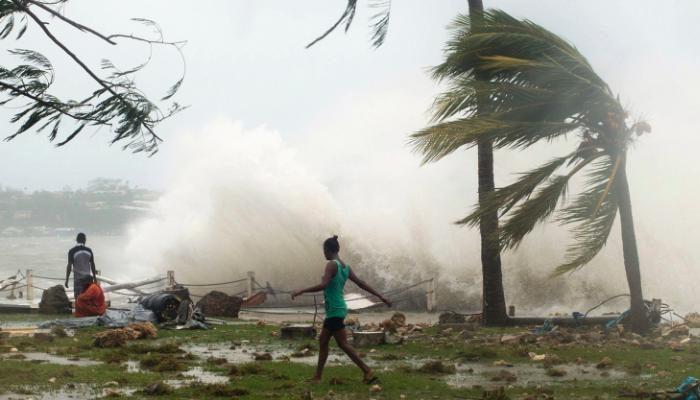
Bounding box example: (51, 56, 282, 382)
(458, 153, 574, 227)
(497, 174, 570, 249)
(410, 118, 578, 163)
(306, 0, 358, 48)
(554, 157, 619, 274)
(369, 0, 391, 48)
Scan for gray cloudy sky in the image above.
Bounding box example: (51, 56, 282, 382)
(2, 1, 697, 191)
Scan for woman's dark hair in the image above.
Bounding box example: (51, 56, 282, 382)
(323, 235, 340, 253)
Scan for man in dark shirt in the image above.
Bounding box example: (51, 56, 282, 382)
(65, 233, 97, 299)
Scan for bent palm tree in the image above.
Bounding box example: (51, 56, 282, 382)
(411, 10, 652, 332)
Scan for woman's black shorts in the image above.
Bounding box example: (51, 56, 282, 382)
(323, 317, 345, 332)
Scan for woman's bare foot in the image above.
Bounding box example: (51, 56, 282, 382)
(363, 370, 378, 384)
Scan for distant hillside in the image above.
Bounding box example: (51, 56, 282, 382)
(0, 178, 159, 236)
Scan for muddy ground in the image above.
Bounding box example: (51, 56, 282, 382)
(0, 312, 698, 399)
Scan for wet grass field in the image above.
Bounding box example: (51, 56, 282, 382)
(1, 313, 697, 399)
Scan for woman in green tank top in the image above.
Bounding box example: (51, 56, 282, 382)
(292, 235, 391, 384)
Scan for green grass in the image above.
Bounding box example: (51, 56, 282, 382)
(0, 313, 695, 399)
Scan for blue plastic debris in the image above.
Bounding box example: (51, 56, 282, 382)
(604, 310, 629, 333)
(531, 319, 554, 335)
(676, 376, 700, 400)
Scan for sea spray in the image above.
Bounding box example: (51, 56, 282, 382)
(121, 119, 687, 314)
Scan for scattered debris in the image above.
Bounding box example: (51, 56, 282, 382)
(596, 357, 613, 369)
(685, 313, 700, 328)
(280, 324, 315, 340)
(206, 356, 228, 365)
(344, 316, 361, 331)
(391, 312, 406, 327)
(290, 344, 315, 358)
(33, 332, 54, 342)
(141, 381, 173, 396)
(353, 331, 385, 347)
(417, 361, 456, 374)
(482, 387, 511, 400)
(663, 324, 690, 338)
(384, 332, 404, 345)
(242, 291, 267, 307)
(38, 285, 71, 314)
(491, 369, 517, 382)
(253, 352, 273, 361)
(140, 293, 181, 322)
(493, 360, 513, 367)
(196, 291, 243, 318)
(620, 376, 700, 399)
(545, 368, 567, 377)
(50, 326, 68, 338)
(438, 311, 466, 324)
(93, 322, 158, 348)
(369, 384, 382, 393)
(372, 353, 403, 361)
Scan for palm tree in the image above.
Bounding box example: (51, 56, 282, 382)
(411, 10, 652, 332)
(309, 0, 510, 325)
(467, 0, 508, 326)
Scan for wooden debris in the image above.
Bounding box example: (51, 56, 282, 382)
(280, 324, 315, 340)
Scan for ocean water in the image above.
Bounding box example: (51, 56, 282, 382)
(0, 236, 129, 290)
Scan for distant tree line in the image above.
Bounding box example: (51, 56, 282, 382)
(0, 178, 158, 236)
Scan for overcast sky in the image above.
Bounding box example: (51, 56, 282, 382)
(1, 1, 697, 192)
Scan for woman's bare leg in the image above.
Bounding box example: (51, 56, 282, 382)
(332, 329, 373, 380)
(313, 328, 332, 382)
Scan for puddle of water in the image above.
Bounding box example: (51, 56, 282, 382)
(183, 343, 336, 366)
(0, 384, 136, 400)
(124, 360, 141, 373)
(446, 362, 647, 389)
(165, 366, 231, 388)
(0, 352, 100, 367)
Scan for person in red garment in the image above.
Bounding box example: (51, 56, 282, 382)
(292, 235, 391, 384)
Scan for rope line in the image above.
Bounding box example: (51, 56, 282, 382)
(264, 278, 432, 302)
(33, 275, 65, 281)
(177, 278, 247, 287)
(240, 308, 319, 315)
(0, 284, 28, 293)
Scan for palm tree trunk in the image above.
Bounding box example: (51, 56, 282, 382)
(614, 154, 649, 333)
(469, 0, 508, 326)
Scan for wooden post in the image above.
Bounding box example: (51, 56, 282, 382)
(426, 277, 437, 312)
(7, 282, 17, 300)
(246, 271, 255, 299)
(26, 269, 33, 302)
(167, 270, 175, 287)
